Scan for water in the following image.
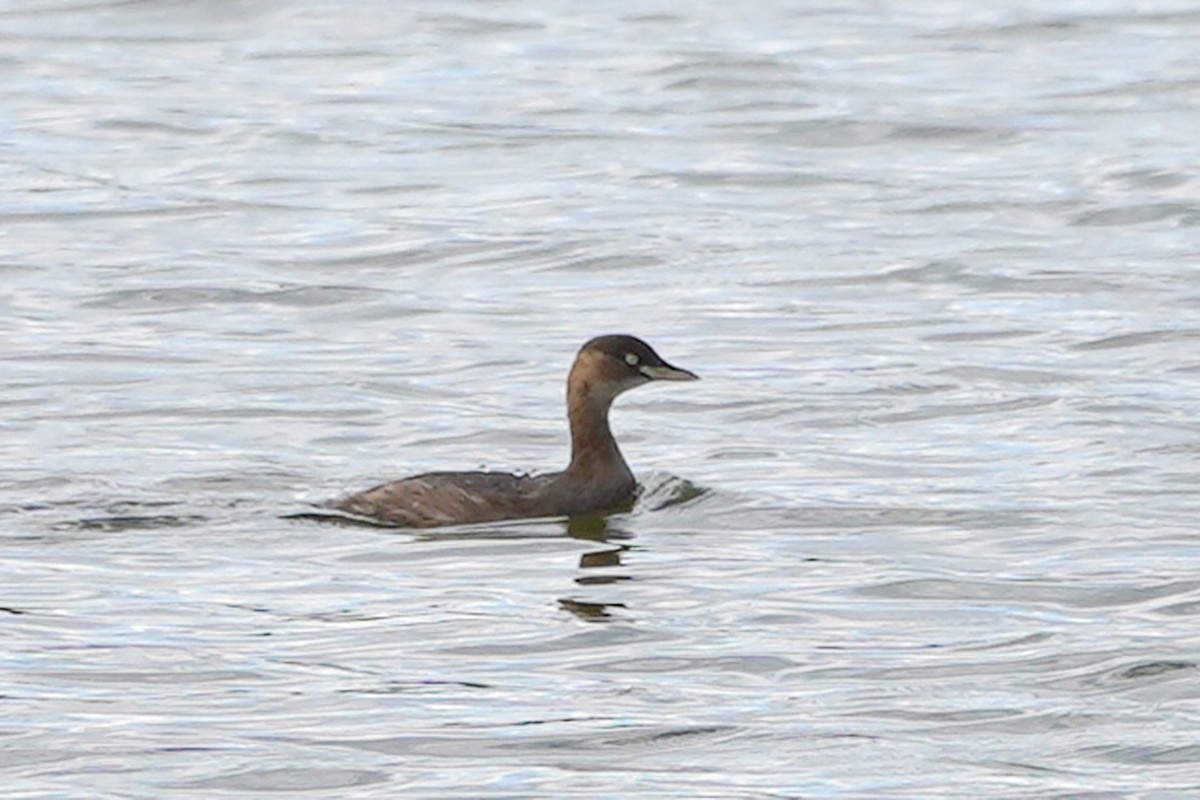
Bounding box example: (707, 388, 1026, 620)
(3, 0, 1200, 796)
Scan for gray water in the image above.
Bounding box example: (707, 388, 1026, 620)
(4, 0, 1200, 797)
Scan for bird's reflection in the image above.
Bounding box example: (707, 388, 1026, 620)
(557, 597, 627, 621)
(559, 514, 634, 622)
(579, 548, 622, 570)
(564, 512, 628, 542)
(291, 505, 642, 623)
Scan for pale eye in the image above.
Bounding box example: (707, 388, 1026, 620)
(625, 353, 640, 366)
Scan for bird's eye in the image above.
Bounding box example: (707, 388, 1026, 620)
(625, 353, 640, 366)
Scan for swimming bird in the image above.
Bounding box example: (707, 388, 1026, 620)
(331, 335, 698, 527)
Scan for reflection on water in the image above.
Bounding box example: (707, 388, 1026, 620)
(4, 0, 1200, 796)
(558, 597, 625, 622)
(566, 516, 632, 621)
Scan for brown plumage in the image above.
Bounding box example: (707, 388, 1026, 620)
(331, 335, 698, 527)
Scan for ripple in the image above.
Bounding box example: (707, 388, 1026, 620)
(577, 655, 795, 675)
(858, 578, 1200, 609)
(327, 724, 741, 759)
(1071, 203, 1200, 226)
(52, 514, 207, 533)
(80, 284, 386, 311)
(180, 768, 390, 792)
(871, 395, 1058, 424)
(1071, 329, 1200, 351)
(1090, 743, 1200, 766)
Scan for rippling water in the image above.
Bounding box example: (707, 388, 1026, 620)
(4, 0, 1200, 796)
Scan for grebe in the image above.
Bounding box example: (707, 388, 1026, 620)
(331, 334, 697, 526)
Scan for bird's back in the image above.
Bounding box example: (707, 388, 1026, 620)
(331, 470, 553, 527)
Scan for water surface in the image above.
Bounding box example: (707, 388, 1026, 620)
(3, 0, 1200, 797)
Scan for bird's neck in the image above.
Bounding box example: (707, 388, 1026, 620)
(566, 382, 627, 477)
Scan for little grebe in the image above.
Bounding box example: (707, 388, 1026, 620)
(331, 335, 698, 527)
